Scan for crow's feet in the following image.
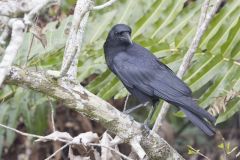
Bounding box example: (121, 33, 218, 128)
(123, 102, 149, 114)
(141, 120, 151, 135)
(123, 113, 134, 124)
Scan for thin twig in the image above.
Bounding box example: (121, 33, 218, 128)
(236, 151, 240, 158)
(45, 142, 71, 160)
(0, 123, 69, 143)
(110, 135, 124, 146)
(152, 0, 224, 132)
(0, 26, 10, 45)
(92, 0, 118, 10)
(0, 91, 15, 103)
(25, 34, 35, 66)
(129, 137, 146, 159)
(0, 123, 44, 139)
(221, 137, 228, 160)
(24, 17, 39, 66)
(187, 145, 210, 160)
(88, 143, 133, 160)
(198, 0, 210, 26)
(60, 0, 118, 78)
(177, 0, 222, 78)
(123, 95, 129, 111)
(0, 123, 130, 160)
(47, 96, 56, 132)
(0, 13, 11, 18)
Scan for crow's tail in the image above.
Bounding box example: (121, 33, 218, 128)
(180, 107, 215, 136)
(171, 97, 216, 136)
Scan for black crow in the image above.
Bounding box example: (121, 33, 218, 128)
(103, 24, 216, 136)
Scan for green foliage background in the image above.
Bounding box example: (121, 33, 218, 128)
(0, 0, 240, 157)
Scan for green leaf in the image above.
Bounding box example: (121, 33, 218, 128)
(174, 111, 185, 118)
(216, 98, 240, 124)
(218, 143, 224, 149)
(187, 145, 200, 155)
(18, 16, 72, 66)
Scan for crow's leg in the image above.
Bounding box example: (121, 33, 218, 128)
(143, 105, 155, 131)
(123, 101, 149, 114)
(123, 95, 129, 112)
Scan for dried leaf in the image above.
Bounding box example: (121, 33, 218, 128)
(100, 132, 114, 160)
(236, 151, 240, 158)
(100, 132, 122, 160)
(35, 131, 73, 142)
(72, 132, 99, 145)
(30, 25, 47, 48)
(208, 90, 240, 116)
(93, 148, 101, 160)
(69, 146, 90, 160)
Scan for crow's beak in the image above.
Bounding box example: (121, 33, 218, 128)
(122, 32, 132, 44)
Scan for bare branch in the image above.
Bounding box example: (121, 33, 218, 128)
(89, 143, 133, 160)
(60, 0, 118, 78)
(0, 123, 127, 160)
(236, 151, 240, 158)
(45, 142, 71, 160)
(110, 135, 124, 146)
(0, 26, 10, 45)
(0, 125, 71, 143)
(47, 96, 56, 132)
(187, 145, 210, 160)
(93, 0, 118, 10)
(130, 137, 146, 159)
(123, 94, 129, 111)
(0, 123, 43, 139)
(0, 0, 60, 87)
(5, 66, 184, 160)
(152, 0, 224, 133)
(0, 19, 25, 87)
(177, 0, 223, 78)
(60, 0, 93, 79)
(24, 33, 34, 66)
(23, 0, 59, 25)
(35, 131, 72, 143)
(0, 0, 59, 25)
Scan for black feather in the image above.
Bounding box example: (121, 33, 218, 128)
(104, 24, 216, 136)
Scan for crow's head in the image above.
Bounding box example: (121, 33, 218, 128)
(107, 24, 132, 46)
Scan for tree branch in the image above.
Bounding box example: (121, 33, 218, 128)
(0, 26, 10, 45)
(59, 0, 93, 79)
(59, 0, 119, 79)
(0, 0, 59, 25)
(0, 123, 43, 139)
(0, 0, 60, 87)
(0, 19, 25, 87)
(89, 143, 133, 160)
(152, 0, 224, 133)
(5, 66, 184, 160)
(0, 124, 128, 160)
(45, 143, 71, 160)
(92, 0, 118, 10)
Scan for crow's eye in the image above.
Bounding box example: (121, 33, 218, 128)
(115, 31, 125, 36)
(119, 31, 125, 35)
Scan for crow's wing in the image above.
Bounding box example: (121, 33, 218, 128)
(111, 51, 192, 102)
(112, 51, 216, 122)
